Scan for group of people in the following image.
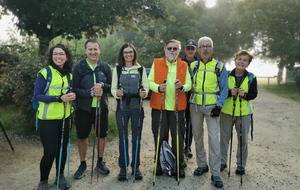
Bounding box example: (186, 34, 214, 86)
(34, 36, 257, 189)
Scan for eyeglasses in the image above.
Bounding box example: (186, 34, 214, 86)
(166, 47, 178, 51)
(53, 53, 66, 57)
(123, 51, 134, 55)
(199, 45, 212, 49)
(186, 47, 195, 51)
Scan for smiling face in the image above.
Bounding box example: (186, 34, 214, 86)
(123, 47, 134, 65)
(164, 42, 180, 62)
(52, 48, 67, 68)
(235, 54, 250, 71)
(85, 42, 100, 64)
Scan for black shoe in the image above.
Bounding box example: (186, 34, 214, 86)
(220, 163, 227, 171)
(184, 147, 193, 158)
(96, 161, 110, 174)
(73, 163, 87, 179)
(118, 168, 127, 181)
(132, 167, 143, 180)
(179, 167, 185, 178)
(235, 166, 245, 175)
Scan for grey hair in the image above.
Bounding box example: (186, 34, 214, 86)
(165, 39, 182, 50)
(198, 36, 214, 48)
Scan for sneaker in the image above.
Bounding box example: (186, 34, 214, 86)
(118, 168, 127, 181)
(154, 163, 163, 176)
(37, 180, 48, 190)
(184, 147, 193, 158)
(193, 165, 209, 176)
(96, 161, 110, 174)
(181, 160, 187, 169)
(73, 163, 87, 179)
(211, 175, 223, 188)
(132, 167, 143, 180)
(235, 166, 245, 175)
(220, 163, 227, 171)
(55, 174, 67, 190)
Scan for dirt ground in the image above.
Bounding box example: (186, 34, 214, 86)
(0, 86, 299, 190)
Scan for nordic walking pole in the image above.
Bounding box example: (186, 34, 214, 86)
(0, 121, 14, 151)
(186, 118, 190, 160)
(56, 102, 67, 190)
(153, 79, 166, 186)
(96, 97, 101, 183)
(90, 98, 100, 184)
(239, 96, 243, 185)
(175, 85, 179, 185)
(228, 94, 237, 177)
(119, 84, 128, 182)
(133, 84, 144, 182)
(67, 86, 73, 189)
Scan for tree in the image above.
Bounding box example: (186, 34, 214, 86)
(230, 0, 300, 68)
(0, 0, 166, 55)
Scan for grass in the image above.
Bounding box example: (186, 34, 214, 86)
(257, 78, 300, 102)
(0, 105, 118, 143)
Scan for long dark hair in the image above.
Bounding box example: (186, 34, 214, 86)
(117, 43, 138, 67)
(47, 44, 74, 73)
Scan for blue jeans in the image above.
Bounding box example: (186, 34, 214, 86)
(116, 108, 144, 168)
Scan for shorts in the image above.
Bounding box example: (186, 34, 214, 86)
(75, 108, 108, 139)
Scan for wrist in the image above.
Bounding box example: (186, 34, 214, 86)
(90, 89, 95, 97)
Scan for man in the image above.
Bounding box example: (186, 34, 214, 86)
(72, 39, 112, 179)
(181, 39, 198, 159)
(148, 39, 192, 178)
(189, 36, 228, 188)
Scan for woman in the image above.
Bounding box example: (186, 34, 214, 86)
(220, 50, 258, 175)
(111, 43, 149, 181)
(34, 44, 76, 190)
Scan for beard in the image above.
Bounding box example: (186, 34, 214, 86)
(166, 52, 177, 62)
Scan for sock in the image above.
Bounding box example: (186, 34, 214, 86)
(98, 157, 103, 163)
(81, 160, 86, 165)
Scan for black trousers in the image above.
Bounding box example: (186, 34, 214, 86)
(38, 118, 71, 181)
(151, 109, 185, 166)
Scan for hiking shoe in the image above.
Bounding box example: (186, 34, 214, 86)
(184, 147, 193, 158)
(37, 180, 48, 190)
(178, 167, 185, 178)
(193, 165, 209, 176)
(96, 161, 110, 174)
(132, 167, 143, 180)
(181, 160, 187, 169)
(235, 166, 245, 175)
(220, 163, 227, 171)
(211, 175, 223, 188)
(154, 163, 163, 176)
(118, 168, 127, 181)
(55, 174, 67, 190)
(73, 163, 87, 179)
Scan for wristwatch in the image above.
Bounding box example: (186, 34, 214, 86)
(90, 89, 95, 97)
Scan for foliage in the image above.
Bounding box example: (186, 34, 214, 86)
(230, 0, 300, 68)
(0, 0, 166, 55)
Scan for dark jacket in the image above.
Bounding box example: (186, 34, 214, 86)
(73, 59, 112, 112)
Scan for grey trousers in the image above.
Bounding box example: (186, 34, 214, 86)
(220, 112, 251, 168)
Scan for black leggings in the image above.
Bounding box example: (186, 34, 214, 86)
(38, 118, 71, 181)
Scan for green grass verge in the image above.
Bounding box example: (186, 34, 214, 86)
(0, 105, 118, 143)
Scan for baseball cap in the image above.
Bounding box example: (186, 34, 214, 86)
(185, 39, 197, 48)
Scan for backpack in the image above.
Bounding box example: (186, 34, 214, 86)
(116, 65, 144, 87)
(31, 66, 52, 111)
(159, 140, 176, 176)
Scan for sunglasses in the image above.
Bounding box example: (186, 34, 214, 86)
(186, 47, 195, 51)
(166, 47, 178, 51)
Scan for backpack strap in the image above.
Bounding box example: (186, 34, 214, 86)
(43, 66, 52, 94)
